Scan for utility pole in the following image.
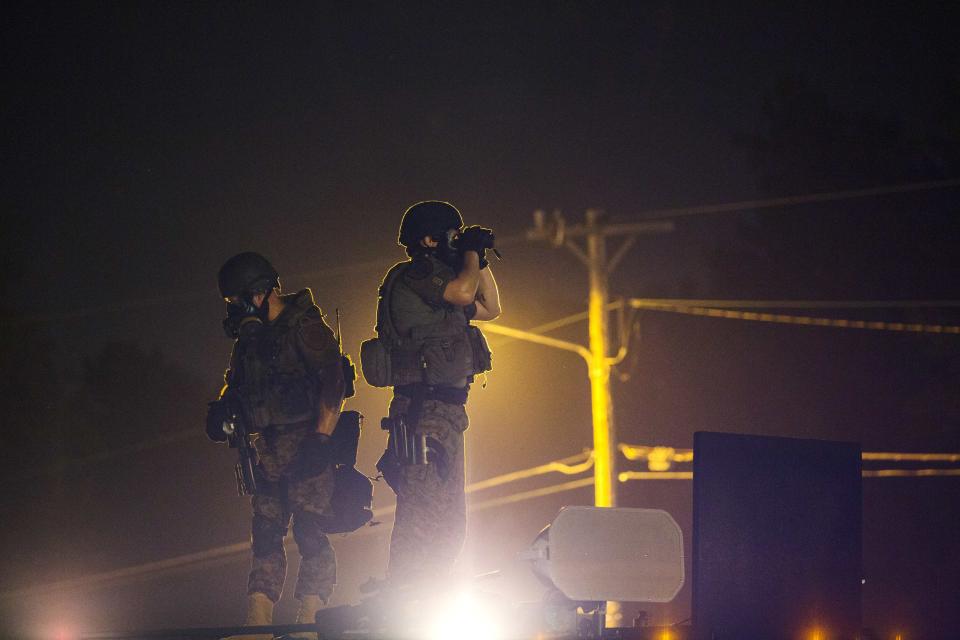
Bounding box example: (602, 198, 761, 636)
(525, 209, 674, 508)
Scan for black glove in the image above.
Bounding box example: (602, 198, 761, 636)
(457, 226, 495, 268)
(295, 432, 332, 479)
(205, 400, 229, 442)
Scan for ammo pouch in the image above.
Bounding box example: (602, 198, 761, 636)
(417, 323, 491, 385)
(413, 322, 474, 386)
(361, 327, 490, 388)
(266, 371, 317, 420)
(467, 325, 492, 375)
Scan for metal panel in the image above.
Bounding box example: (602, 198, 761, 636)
(548, 506, 685, 603)
(692, 431, 861, 640)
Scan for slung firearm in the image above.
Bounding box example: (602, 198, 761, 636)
(220, 392, 258, 496)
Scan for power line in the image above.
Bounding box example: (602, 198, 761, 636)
(862, 452, 960, 462)
(619, 443, 960, 469)
(630, 302, 960, 335)
(617, 469, 960, 482)
(622, 178, 960, 222)
(10, 179, 957, 325)
(628, 298, 960, 310)
(862, 469, 960, 478)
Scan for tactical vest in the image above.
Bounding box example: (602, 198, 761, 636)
(360, 258, 492, 389)
(231, 290, 322, 430)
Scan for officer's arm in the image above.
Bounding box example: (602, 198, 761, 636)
(316, 359, 345, 437)
(472, 267, 501, 321)
(442, 251, 481, 306)
(299, 318, 345, 437)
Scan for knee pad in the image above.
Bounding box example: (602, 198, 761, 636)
(252, 514, 287, 557)
(293, 511, 332, 558)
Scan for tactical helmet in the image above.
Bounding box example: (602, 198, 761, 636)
(217, 252, 280, 298)
(398, 201, 464, 248)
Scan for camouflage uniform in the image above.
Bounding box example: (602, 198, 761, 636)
(223, 289, 343, 604)
(380, 254, 476, 583)
(248, 423, 337, 602)
(386, 395, 468, 580)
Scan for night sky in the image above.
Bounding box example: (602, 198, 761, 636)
(2, 3, 959, 639)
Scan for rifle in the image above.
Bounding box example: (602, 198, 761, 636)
(220, 391, 258, 496)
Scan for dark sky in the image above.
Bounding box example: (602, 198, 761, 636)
(2, 2, 960, 639)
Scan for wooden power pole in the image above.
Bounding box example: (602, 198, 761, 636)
(526, 209, 673, 508)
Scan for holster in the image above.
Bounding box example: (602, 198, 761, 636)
(376, 385, 457, 492)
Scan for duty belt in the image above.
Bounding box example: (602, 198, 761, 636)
(381, 384, 467, 473)
(394, 383, 469, 407)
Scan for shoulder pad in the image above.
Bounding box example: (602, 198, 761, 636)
(405, 255, 433, 280)
(300, 313, 337, 351)
(300, 306, 323, 323)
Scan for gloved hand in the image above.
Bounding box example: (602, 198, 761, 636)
(295, 432, 332, 479)
(205, 401, 229, 442)
(457, 226, 495, 268)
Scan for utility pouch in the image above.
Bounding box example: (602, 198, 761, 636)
(359, 337, 392, 387)
(416, 324, 474, 386)
(361, 264, 406, 387)
(421, 336, 472, 386)
(467, 325, 492, 374)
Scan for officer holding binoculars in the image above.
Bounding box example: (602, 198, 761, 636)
(362, 200, 501, 587)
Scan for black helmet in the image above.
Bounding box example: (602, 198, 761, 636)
(398, 201, 463, 248)
(218, 252, 280, 298)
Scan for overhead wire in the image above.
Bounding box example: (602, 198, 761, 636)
(618, 469, 960, 481)
(619, 443, 960, 467)
(628, 301, 960, 335)
(9, 178, 958, 325)
(619, 177, 960, 222)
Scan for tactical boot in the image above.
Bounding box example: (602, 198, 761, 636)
(287, 595, 324, 639)
(223, 592, 274, 640)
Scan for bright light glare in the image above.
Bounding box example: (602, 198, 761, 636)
(425, 591, 502, 640)
(44, 626, 77, 640)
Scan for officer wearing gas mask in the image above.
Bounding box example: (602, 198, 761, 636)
(208, 252, 345, 637)
(361, 201, 501, 586)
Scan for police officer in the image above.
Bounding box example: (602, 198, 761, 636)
(368, 201, 501, 587)
(208, 252, 345, 637)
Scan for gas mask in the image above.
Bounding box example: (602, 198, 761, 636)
(222, 292, 269, 339)
(433, 227, 463, 270)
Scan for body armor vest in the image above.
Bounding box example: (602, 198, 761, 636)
(361, 258, 491, 389)
(231, 291, 321, 430)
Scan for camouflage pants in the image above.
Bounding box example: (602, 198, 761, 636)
(386, 395, 468, 583)
(247, 422, 337, 603)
